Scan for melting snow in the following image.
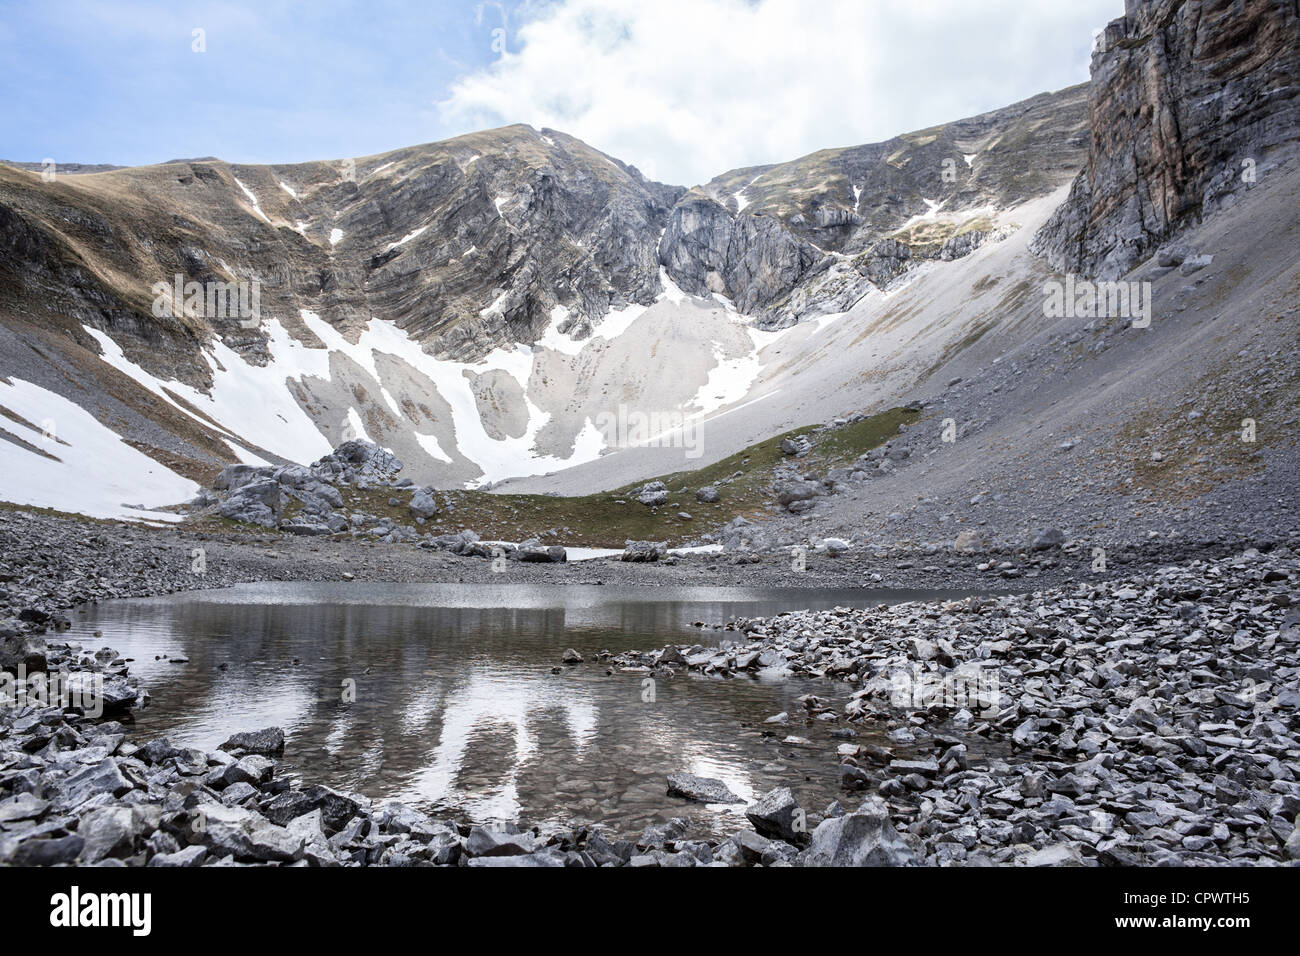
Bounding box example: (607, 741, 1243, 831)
(385, 225, 429, 251)
(658, 266, 689, 305)
(0, 377, 198, 521)
(535, 305, 585, 356)
(329, 228, 344, 246)
(232, 177, 272, 224)
(733, 173, 762, 213)
(964, 153, 977, 166)
(85, 323, 335, 465)
(687, 344, 762, 416)
(297, 311, 604, 485)
(899, 198, 946, 231)
(414, 431, 453, 465)
(590, 302, 648, 340)
(345, 407, 373, 444)
(278, 180, 298, 199)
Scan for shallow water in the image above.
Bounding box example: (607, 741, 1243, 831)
(68, 582, 974, 838)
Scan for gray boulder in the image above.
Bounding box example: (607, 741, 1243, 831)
(466, 826, 534, 857)
(746, 787, 805, 843)
(635, 481, 669, 507)
(1030, 527, 1066, 550)
(217, 479, 281, 528)
(801, 799, 915, 866)
(219, 727, 285, 756)
(775, 480, 820, 506)
(666, 772, 745, 804)
(408, 490, 439, 519)
(197, 803, 304, 862)
(621, 540, 666, 562)
(0, 633, 47, 672)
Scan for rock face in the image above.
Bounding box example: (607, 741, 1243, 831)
(659, 193, 826, 316)
(1032, 0, 1300, 278)
(0, 124, 683, 375)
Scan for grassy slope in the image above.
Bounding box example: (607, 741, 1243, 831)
(260, 406, 921, 548)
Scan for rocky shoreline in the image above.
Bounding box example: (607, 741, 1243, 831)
(2, 506, 1298, 866)
(615, 546, 1300, 865)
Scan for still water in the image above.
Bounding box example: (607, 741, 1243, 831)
(69, 583, 971, 838)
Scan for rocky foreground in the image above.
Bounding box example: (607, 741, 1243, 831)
(613, 546, 1300, 865)
(2, 522, 1297, 864)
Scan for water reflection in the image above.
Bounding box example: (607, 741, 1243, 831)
(69, 582, 975, 837)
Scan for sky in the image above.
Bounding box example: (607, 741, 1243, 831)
(0, 0, 1123, 186)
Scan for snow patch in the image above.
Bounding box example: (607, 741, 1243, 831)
(84, 323, 335, 466)
(535, 305, 586, 356)
(232, 177, 272, 224)
(657, 266, 689, 305)
(0, 378, 198, 521)
(687, 344, 762, 416)
(385, 225, 428, 251)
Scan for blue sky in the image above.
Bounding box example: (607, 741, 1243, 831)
(0, 0, 1122, 185)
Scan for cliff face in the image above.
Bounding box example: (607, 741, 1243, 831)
(660, 86, 1089, 322)
(1032, 0, 1300, 279)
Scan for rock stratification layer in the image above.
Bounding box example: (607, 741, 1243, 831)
(1033, 0, 1300, 278)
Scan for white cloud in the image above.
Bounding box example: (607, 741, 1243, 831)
(438, 0, 1122, 185)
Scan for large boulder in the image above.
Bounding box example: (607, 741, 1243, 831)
(217, 479, 281, 528)
(213, 464, 274, 491)
(262, 785, 361, 834)
(195, 803, 304, 863)
(311, 440, 404, 485)
(0, 633, 47, 672)
(408, 489, 439, 520)
(635, 481, 669, 507)
(466, 826, 534, 857)
(775, 479, 820, 507)
(621, 541, 666, 562)
(800, 799, 915, 866)
(520, 545, 567, 563)
(746, 787, 805, 843)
